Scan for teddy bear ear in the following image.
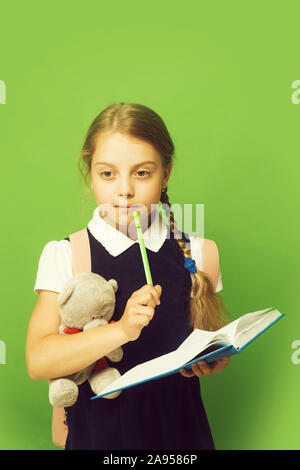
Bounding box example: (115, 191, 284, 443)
(58, 281, 75, 306)
(108, 279, 118, 293)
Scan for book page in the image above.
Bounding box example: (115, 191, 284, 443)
(213, 317, 240, 339)
(96, 332, 231, 397)
(177, 329, 217, 351)
(97, 350, 184, 396)
(215, 307, 274, 344)
(233, 309, 282, 349)
(234, 307, 274, 336)
(94, 307, 283, 398)
(176, 330, 230, 364)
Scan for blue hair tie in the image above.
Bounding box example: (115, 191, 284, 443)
(184, 257, 197, 274)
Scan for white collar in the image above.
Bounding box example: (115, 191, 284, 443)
(87, 205, 168, 257)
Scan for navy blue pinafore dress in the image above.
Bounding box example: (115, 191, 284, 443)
(64, 225, 215, 450)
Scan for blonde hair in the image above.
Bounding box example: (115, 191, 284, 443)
(77, 102, 231, 331)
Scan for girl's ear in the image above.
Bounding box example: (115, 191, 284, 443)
(163, 162, 172, 187)
(108, 279, 118, 293)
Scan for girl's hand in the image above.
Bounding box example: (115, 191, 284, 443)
(179, 356, 231, 378)
(118, 284, 162, 342)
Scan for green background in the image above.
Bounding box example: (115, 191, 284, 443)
(0, 0, 299, 450)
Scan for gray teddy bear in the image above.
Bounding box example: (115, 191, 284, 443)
(48, 272, 124, 408)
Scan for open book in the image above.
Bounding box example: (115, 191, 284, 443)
(91, 307, 284, 400)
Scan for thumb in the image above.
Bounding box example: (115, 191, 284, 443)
(154, 284, 162, 303)
(154, 284, 162, 296)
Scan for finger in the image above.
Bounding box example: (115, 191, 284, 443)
(128, 305, 154, 326)
(131, 285, 150, 297)
(202, 357, 230, 374)
(222, 356, 231, 365)
(154, 285, 162, 304)
(191, 362, 205, 377)
(196, 360, 213, 375)
(134, 285, 161, 306)
(179, 368, 195, 378)
(132, 291, 157, 308)
(134, 305, 155, 318)
(134, 313, 151, 326)
(141, 284, 161, 306)
(146, 285, 161, 306)
(214, 357, 231, 372)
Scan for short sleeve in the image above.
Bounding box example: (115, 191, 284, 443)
(190, 236, 223, 294)
(33, 240, 73, 295)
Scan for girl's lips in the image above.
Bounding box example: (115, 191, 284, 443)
(115, 205, 138, 212)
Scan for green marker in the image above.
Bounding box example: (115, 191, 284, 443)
(133, 210, 153, 285)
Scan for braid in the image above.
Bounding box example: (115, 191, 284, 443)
(161, 189, 230, 331)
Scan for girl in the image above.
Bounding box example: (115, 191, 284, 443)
(26, 102, 231, 450)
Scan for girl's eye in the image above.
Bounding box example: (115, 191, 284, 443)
(100, 170, 150, 178)
(100, 171, 113, 178)
(136, 170, 150, 177)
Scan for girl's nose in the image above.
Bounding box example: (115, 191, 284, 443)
(118, 178, 134, 196)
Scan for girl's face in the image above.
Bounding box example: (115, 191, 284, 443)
(90, 131, 172, 234)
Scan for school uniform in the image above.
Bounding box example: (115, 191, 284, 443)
(34, 206, 223, 450)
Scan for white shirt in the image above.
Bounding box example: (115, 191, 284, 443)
(34, 206, 223, 295)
